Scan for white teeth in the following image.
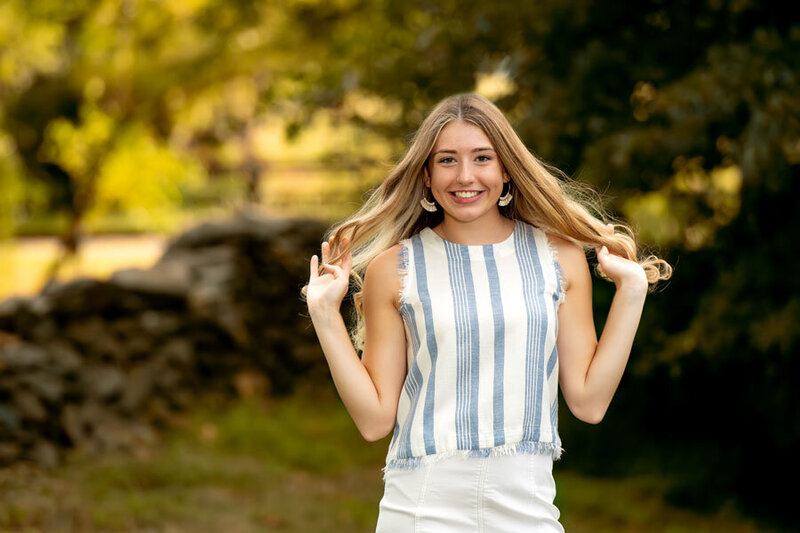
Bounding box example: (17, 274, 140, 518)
(454, 191, 480, 198)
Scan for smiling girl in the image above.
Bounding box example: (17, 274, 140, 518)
(302, 92, 671, 531)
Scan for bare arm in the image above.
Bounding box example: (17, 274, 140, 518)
(550, 226, 648, 424)
(306, 238, 407, 441)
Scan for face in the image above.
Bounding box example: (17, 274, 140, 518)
(423, 119, 509, 225)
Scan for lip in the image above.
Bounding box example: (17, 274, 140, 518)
(449, 190, 485, 204)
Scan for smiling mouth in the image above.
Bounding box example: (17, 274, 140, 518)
(450, 191, 484, 198)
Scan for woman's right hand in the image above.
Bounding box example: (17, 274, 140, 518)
(307, 235, 352, 316)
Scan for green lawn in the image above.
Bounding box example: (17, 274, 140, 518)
(0, 381, 779, 532)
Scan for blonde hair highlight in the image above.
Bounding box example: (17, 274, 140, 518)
(301, 92, 672, 352)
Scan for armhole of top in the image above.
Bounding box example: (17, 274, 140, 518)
(544, 231, 568, 309)
(397, 242, 410, 310)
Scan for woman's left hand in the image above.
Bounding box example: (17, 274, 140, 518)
(595, 223, 648, 292)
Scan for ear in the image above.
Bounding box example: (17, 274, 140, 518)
(503, 172, 510, 183)
(422, 165, 431, 187)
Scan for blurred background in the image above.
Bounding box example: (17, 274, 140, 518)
(0, 0, 797, 531)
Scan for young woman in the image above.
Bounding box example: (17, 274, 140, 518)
(302, 93, 671, 531)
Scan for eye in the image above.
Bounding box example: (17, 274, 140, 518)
(438, 157, 455, 164)
(476, 155, 491, 162)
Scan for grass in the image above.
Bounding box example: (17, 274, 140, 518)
(0, 380, 786, 533)
(554, 470, 772, 532)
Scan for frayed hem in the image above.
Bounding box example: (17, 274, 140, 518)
(544, 232, 568, 310)
(397, 242, 410, 308)
(381, 440, 565, 482)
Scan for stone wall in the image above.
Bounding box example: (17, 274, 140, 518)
(0, 212, 335, 467)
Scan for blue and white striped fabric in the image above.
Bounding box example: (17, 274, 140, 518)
(382, 218, 567, 481)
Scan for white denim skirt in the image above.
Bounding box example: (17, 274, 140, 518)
(376, 452, 564, 532)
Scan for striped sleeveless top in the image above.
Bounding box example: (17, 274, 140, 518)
(382, 218, 567, 481)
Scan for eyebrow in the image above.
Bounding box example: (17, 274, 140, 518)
(432, 147, 495, 156)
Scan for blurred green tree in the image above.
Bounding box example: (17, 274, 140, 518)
(0, 0, 313, 273)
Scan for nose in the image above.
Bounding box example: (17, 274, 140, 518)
(456, 162, 475, 184)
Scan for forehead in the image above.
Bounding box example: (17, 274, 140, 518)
(432, 120, 493, 150)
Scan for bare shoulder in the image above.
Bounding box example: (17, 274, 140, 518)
(544, 231, 588, 292)
(365, 243, 405, 310)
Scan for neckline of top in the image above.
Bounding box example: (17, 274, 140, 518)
(421, 219, 519, 249)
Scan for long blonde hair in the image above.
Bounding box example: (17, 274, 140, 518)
(301, 92, 672, 352)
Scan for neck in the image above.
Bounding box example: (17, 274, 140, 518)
(435, 214, 515, 245)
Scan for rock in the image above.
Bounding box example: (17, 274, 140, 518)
(0, 342, 48, 370)
(62, 401, 106, 451)
(18, 371, 65, 405)
(64, 316, 107, 347)
(110, 262, 190, 297)
(41, 278, 101, 310)
(122, 335, 153, 359)
(29, 295, 53, 316)
(29, 440, 60, 468)
(30, 318, 58, 342)
(138, 310, 181, 336)
(155, 338, 193, 367)
(61, 404, 85, 445)
(65, 317, 126, 361)
(0, 442, 22, 464)
(0, 297, 26, 331)
(120, 364, 156, 413)
(12, 390, 47, 422)
(44, 277, 185, 317)
(0, 403, 20, 431)
(0, 296, 26, 318)
(81, 365, 126, 401)
(46, 341, 83, 374)
(153, 367, 182, 391)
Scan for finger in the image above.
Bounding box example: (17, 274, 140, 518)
(332, 236, 351, 272)
(310, 254, 318, 279)
(342, 247, 352, 273)
(327, 239, 334, 260)
(338, 235, 349, 254)
(321, 240, 329, 265)
(332, 236, 349, 265)
(322, 263, 342, 279)
(330, 236, 341, 262)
